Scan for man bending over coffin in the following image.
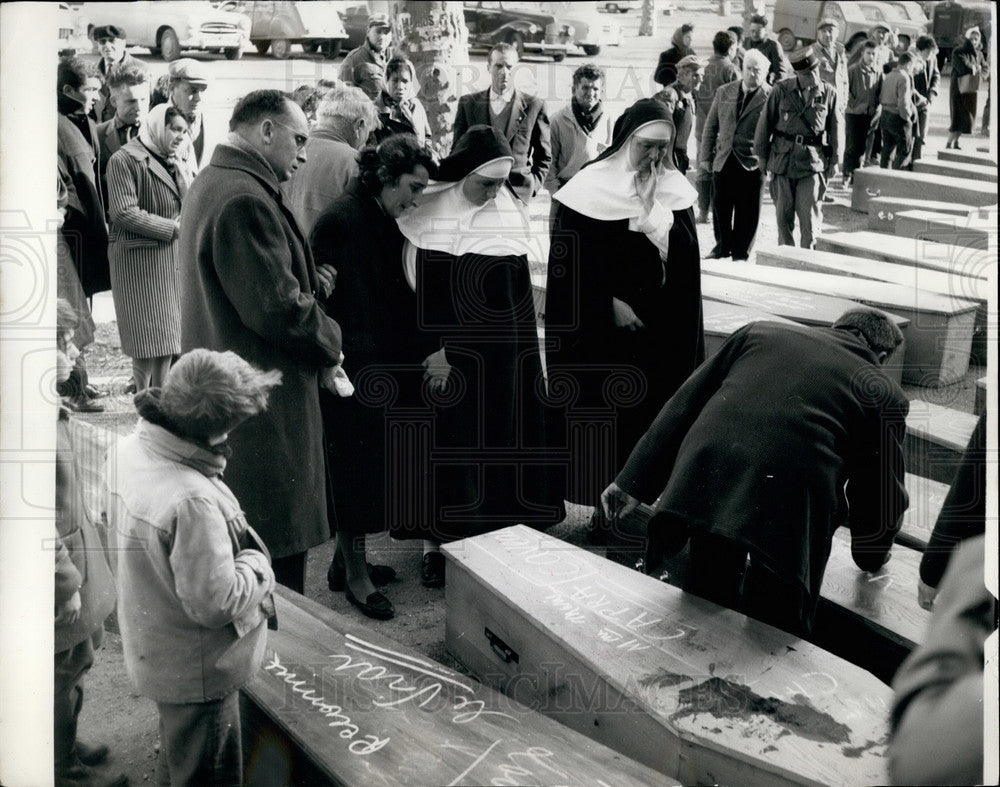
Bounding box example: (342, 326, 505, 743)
(601, 309, 909, 637)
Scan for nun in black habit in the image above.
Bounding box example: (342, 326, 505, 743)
(545, 98, 705, 515)
(396, 125, 565, 585)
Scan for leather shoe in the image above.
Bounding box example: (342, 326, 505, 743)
(327, 555, 397, 591)
(704, 247, 730, 259)
(83, 383, 108, 399)
(55, 755, 127, 787)
(345, 588, 395, 620)
(65, 395, 105, 413)
(421, 552, 445, 588)
(76, 740, 110, 766)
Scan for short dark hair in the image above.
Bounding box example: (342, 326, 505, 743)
(358, 133, 437, 193)
(862, 39, 878, 51)
(750, 14, 768, 27)
(229, 89, 292, 131)
(712, 30, 736, 55)
(57, 56, 97, 91)
(163, 105, 185, 127)
(833, 309, 904, 356)
(291, 79, 338, 117)
(106, 61, 149, 91)
(385, 55, 415, 81)
(915, 35, 938, 52)
(488, 42, 518, 65)
(728, 25, 743, 38)
(896, 51, 915, 68)
(679, 23, 694, 35)
(572, 63, 605, 88)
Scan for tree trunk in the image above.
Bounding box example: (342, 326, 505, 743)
(638, 0, 656, 37)
(370, 0, 469, 159)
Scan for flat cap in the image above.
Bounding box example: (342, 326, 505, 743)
(168, 58, 209, 86)
(90, 24, 125, 41)
(368, 12, 392, 29)
(676, 54, 706, 71)
(789, 45, 820, 71)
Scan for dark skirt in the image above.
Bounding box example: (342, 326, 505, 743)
(949, 80, 978, 133)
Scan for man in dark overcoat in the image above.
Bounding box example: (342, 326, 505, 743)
(178, 90, 343, 593)
(452, 43, 551, 203)
(602, 310, 909, 636)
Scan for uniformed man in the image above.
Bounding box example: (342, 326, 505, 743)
(814, 16, 848, 183)
(754, 46, 838, 249)
(340, 13, 394, 100)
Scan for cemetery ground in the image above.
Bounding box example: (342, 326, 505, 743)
(72, 6, 988, 782)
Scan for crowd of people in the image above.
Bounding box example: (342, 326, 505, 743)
(53, 13, 991, 786)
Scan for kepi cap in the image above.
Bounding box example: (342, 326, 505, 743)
(789, 45, 820, 71)
(91, 24, 126, 41)
(168, 58, 209, 86)
(817, 17, 839, 31)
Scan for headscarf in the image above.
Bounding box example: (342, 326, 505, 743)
(964, 26, 981, 40)
(553, 98, 697, 257)
(397, 125, 539, 262)
(139, 103, 185, 167)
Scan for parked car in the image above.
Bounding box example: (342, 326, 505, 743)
(57, 2, 93, 54)
(76, 1, 250, 60)
(772, 0, 928, 54)
(463, 2, 571, 62)
(540, 2, 619, 55)
(931, 0, 993, 70)
(595, 0, 640, 13)
(338, 3, 369, 51)
(229, 1, 349, 59)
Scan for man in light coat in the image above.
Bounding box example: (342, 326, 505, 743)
(545, 64, 613, 198)
(699, 48, 771, 260)
(178, 90, 343, 593)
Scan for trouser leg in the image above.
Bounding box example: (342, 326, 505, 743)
(769, 174, 796, 246)
(133, 355, 176, 392)
(54, 636, 96, 767)
(893, 119, 913, 169)
(685, 533, 749, 612)
(795, 173, 825, 249)
(741, 552, 816, 637)
(156, 692, 242, 787)
(712, 166, 734, 255)
(732, 164, 764, 259)
(272, 551, 307, 594)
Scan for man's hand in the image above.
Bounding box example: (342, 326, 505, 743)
(613, 297, 645, 331)
(825, 160, 839, 180)
(917, 579, 938, 610)
(601, 482, 640, 522)
(423, 349, 451, 392)
(55, 590, 81, 626)
(316, 264, 336, 300)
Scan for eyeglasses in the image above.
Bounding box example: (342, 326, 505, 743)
(272, 120, 308, 149)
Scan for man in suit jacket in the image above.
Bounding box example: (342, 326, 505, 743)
(179, 90, 343, 594)
(452, 43, 550, 203)
(91, 24, 148, 123)
(602, 309, 909, 637)
(96, 61, 150, 206)
(911, 35, 941, 163)
(699, 48, 771, 260)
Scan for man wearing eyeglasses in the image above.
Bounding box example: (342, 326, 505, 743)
(179, 90, 345, 595)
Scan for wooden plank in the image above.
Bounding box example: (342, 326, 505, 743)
(913, 159, 998, 183)
(905, 399, 979, 484)
(444, 526, 893, 787)
(937, 148, 998, 167)
(754, 244, 989, 365)
(814, 230, 991, 281)
(893, 210, 992, 251)
(898, 473, 950, 551)
(701, 260, 978, 387)
(866, 196, 975, 234)
(702, 300, 796, 357)
(852, 167, 997, 212)
(241, 586, 672, 787)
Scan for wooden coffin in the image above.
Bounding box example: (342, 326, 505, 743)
(866, 195, 976, 233)
(912, 159, 998, 184)
(701, 259, 978, 387)
(754, 244, 990, 365)
(905, 399, 980, 484)
(897, 473, 950, 551)
(444, 526, 894, 787)
(937, 148, 998, 167)
(702, 300, 796, 357)
(893, 210, 992, 251)
(814, 230, 992, 281)
(851, 167, 997, 212)
(241, 586, 672, 787)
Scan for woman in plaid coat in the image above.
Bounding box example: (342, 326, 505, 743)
(107, 103, 193, 390)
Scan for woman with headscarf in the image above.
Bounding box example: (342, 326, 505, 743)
(374, 56, 433, 153)
(654, 23, 696, 89)
(311, 134, 436, 620)
(947, 26, 987, 149)
(107, 103, 193, 390)
(545, 98, 704, 535)
(395, 125, 565, 588)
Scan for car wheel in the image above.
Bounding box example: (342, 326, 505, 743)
(271, 38, 292, 59)
(224, 46, 242, 60)
(777, 28, 797, 52)
(302, 41, 320, 54)
(583, 44, 600, 56)
(159, 28, 181, 61)
(321, 39, 342, 59)
(552, 51, 566, 62)
(253, 39, 270, 55)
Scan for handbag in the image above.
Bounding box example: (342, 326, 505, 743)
(958, 73, 980, 94)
